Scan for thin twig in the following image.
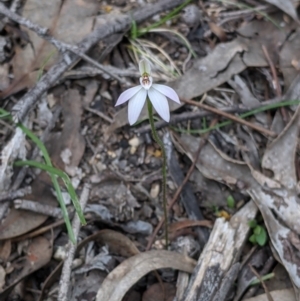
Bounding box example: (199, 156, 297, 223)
(182, 98, 277, 137)
(62, 66, 139, 80)
(84, 106, 114, 124)
(261, 44, 287, 122)
(261, 45, 281, 97)
(14, 199, 64, 217)
(0, 186, 31, 202)
(146, 127, 211, 250)
(249, 265, 274, 301)
(57, 182, 90, 301)
(135, 96, 287, 134)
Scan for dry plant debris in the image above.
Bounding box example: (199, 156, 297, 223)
(1, 0, 300, 301)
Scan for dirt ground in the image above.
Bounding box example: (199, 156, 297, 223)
(1, 0, 300, 300)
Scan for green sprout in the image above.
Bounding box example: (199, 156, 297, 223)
(248, 219, 268, 246)
(226, 195, 235, 208)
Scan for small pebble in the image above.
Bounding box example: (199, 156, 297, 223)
(129, 136, 140, 154)
(150, 182, 160, 198)
(182, 4, 201, 28)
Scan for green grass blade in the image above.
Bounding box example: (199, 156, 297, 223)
(1, 107, 86, 243)
(14, 160, 86, 225)
(131, 19, 138, 40)
(14, 160, 75, 243)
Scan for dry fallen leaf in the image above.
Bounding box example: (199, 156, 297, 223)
(262, 0, 298, 21)
(142, 283, 176, 301)
(0, 236, 52, 299)
(0, 240, 11, 263)
(96, 250, 197, 301)
(280, 27, 300, 90)
(0, 208, 48, 240)
(1, 0, 98, 98)
(49, 88, 86, 173)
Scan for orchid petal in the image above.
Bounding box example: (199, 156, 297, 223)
(139, 58, 151, 75)
(115, 86, 142, 106)
(152, 84, 180, 104)
(128, 88, 147, 125)
(148, 87, 170, 122)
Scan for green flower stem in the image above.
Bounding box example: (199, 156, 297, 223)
(147, 99, 168, 249)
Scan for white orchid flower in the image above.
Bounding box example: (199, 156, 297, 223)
(115, 58, 180, 125)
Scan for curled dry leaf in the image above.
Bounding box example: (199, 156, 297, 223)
(95, 250, 197, 301)
(38, 229, 140, 301)
(262, 0, 298, 21)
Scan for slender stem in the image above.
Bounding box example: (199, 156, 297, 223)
(147, 99, 168, 249)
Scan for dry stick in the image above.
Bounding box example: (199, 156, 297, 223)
(261, 45, 281, 97)
(14, 199, 64, 217)
(10, 0, 21, 13)
(146, 128, 211, 251)
(261, 44, 287, 122)
(182, 98, 277, 137)
(0, 186, 31, 202)
(0, 0, 20, 31)
(84, 106, 114, 124)
(248, 265, 274, 301)
(0, 0, 185, 122)
(57, 182, 90, 301)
